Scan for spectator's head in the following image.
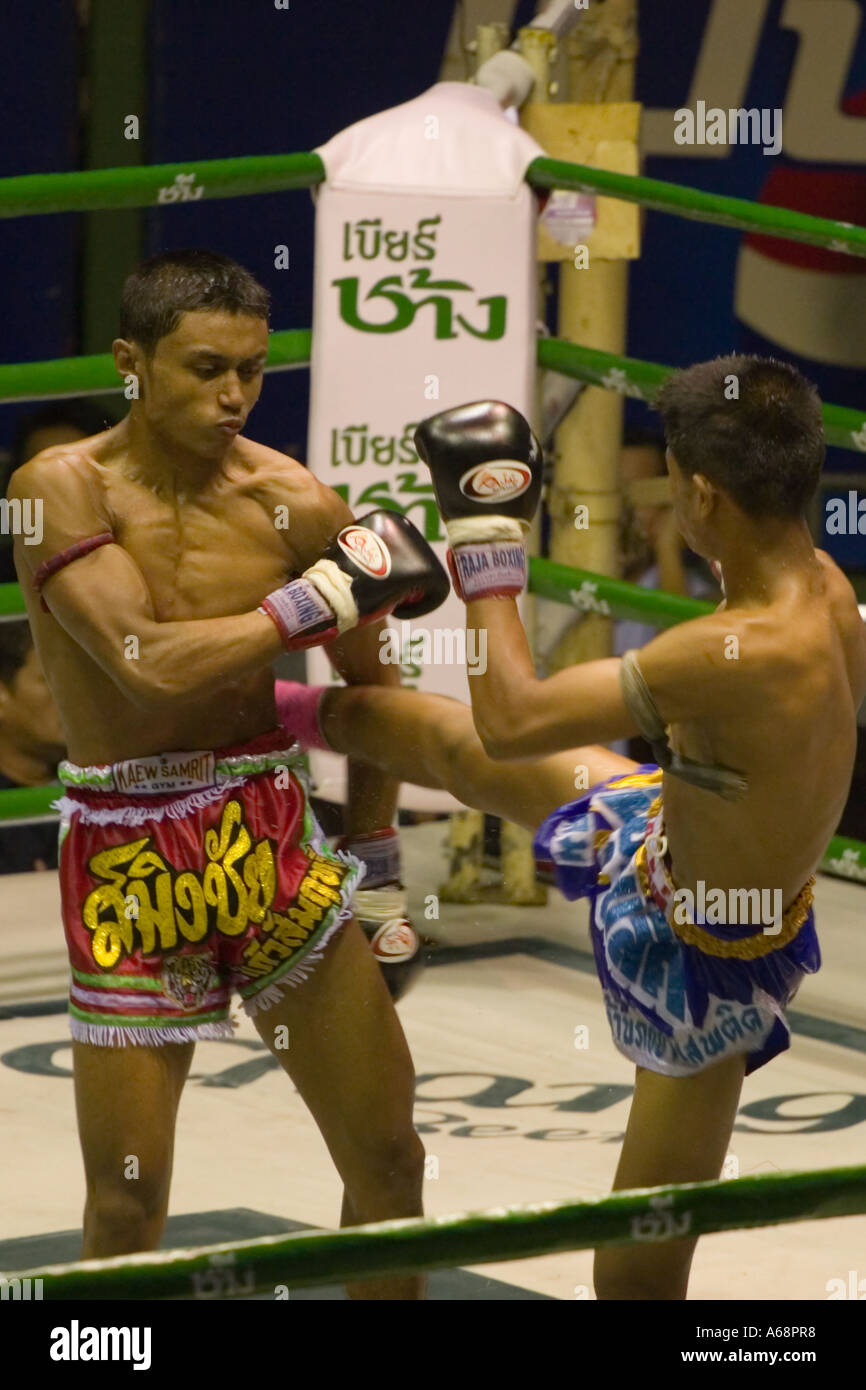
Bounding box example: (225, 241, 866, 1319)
(7, 399, 113, 487)
(621, 425, 666, 485)
(618, 426, 668, 579)
(656, 355, 824, 553)
(0, 623, 65, 767)
(115, 249, 271, 461)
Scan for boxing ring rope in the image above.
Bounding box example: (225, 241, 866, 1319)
(0, 153, 325, 218)
(2, 128, 866, 1298)
(0, 329, 313, 404)
(533, 340, 866, 455)
(4, 1163, 866, 1298)
(3, 332, 866, 452)
(2, 149, 866, 262)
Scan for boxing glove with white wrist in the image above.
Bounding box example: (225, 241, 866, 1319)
(259, 508, 449, 649)
(413, 401, 544, 602)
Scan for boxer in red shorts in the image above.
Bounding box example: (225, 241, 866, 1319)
(9, 249, 446, 1300)
(55, 731, 364, 1035)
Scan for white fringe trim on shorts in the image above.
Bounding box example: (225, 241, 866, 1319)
(242, 901, 357, 1018)
(69, 1018, 236, 1047)
(53, 779, 249, 829)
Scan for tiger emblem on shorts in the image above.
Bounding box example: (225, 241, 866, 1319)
(162, 953, 215, 1010)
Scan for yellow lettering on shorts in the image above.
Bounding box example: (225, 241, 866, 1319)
(80, 800, 279, 970)
(236, 852, 350, 980)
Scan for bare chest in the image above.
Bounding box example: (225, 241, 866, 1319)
(106, 482, 294, 619)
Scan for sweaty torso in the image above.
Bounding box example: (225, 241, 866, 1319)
(662, 553, 866, 907)
(22, 434, 327, 765)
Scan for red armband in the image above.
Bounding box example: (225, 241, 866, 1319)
(32, 532, 116, 613)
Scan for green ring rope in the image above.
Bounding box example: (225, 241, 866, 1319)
(527, 156, 866, 259)
(4, 1163, 865, 1299)
(530, 555, 715, 628)
(1, 146, 865, 262)
(1, 333, 866, 455)
(0, 782, 60, 821)
(0, 328, 313, 404)
(536, 338, 866, 454)
(0, 153, 325, 219)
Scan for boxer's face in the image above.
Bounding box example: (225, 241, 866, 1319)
(120, 310, 269, 459)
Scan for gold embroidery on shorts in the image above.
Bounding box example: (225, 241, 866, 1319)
(236, 850, 351, 979)
(81, 800, 278, 968)
(635, 841, 814, 959)
(608, 770, 665, 794)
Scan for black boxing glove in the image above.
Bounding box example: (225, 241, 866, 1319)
(259, 509, 449, 650)
(337, 827, 427, 1002)
(414, 401, 543, 601)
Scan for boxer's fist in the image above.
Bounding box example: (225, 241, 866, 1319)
(260, 509, 449, 650)
(338, 828, 426, 1001)
(414, 401, 543, 601)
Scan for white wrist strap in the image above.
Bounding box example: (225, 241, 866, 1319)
(445, 515, 527, 548)
(352, 885, 408, 923)
(302, 558, 360, 634)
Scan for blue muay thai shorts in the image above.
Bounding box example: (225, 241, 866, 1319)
(534, 766, 820, 1077)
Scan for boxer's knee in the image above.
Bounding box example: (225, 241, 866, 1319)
(318, 683, 355, 752)
(83, 1182, 169, 1256)
(344, 1128, 426, 1216)
(435, 701, 486, 798)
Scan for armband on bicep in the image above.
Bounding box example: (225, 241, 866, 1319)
(31, 532, 116, 612)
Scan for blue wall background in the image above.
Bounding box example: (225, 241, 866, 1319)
(0, 1, 80, 420)
(629, 0, 866, 569)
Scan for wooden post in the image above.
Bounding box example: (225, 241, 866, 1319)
(476, 21, 510, 67)
(531, 0, 639, 675)
(442, 4, 641, 909)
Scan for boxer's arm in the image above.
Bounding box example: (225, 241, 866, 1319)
(11, 457, 284, 708)
(463, 594, 750, 759)
(282, 480, 402, 836)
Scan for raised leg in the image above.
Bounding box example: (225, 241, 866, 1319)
(73, 1039, 194, 1257)
(248, 916, 426, 1300)
(594, 1054, 747, 1300)
(321, 684, 637, 832)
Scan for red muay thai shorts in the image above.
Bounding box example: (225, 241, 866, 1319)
(55, 730, 363, 1045)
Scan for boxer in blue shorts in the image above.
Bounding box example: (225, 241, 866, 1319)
(303, 358, 866, 1299)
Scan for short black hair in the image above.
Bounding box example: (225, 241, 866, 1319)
(119, 249, 271, 356)
(10, 399, 114, 473)
(0, 621, 33, 689)
(656, 354, 824, 520)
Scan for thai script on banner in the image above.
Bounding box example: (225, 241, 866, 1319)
(305, 82, 543, 807)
